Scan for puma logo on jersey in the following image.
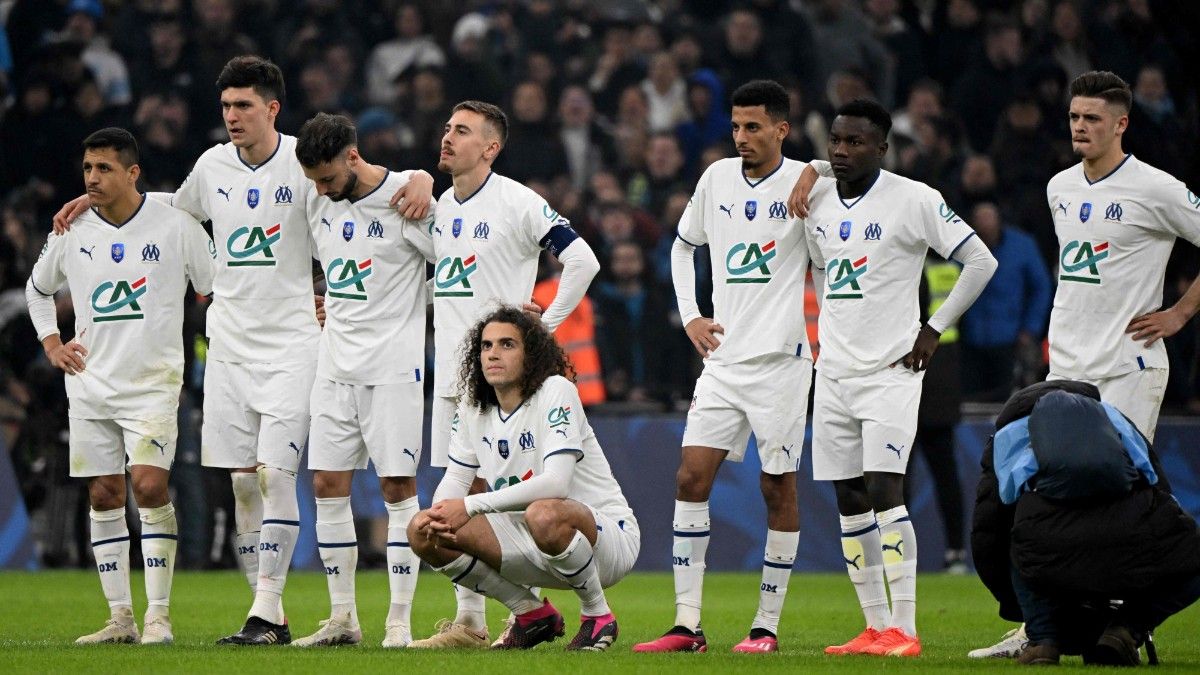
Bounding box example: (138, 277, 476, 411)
(217, 187, 232, 201)
(402, 448, 416, 461)
(814, 225, 827, 239)
(718, 203, 734, 218)
(886, 443, 904, 458)
(149, 439, 168, 454)
(1055, 201, 1069, 216)
(288, 441, 302, 454)
(80, 245, 95, 259)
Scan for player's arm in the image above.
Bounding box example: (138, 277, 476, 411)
(1127, 181, 1200, 346)
(787, 160, 834, 218)
(529, 203, 600, 331)
(672, 179, 723, 357)
(26, 234, 87, 374)
(388, 169, 434, 220)
(181, 216, 217, 297)
(423, 406, 483, 534)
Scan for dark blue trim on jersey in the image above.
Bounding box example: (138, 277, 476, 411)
(1137, 356, 1146, 370)
(947, 231, 976, 262)
(841, 523, 879, 538)
(91, 535, 130, 547)
(1085, 153, 1132, 186)
(238, 132, 283, 171)
(496, 402, 525, 424)
(454, 171, 494, 205)
(448, 455, 480, 469)
(451, 556, 478, 584)
(562, 554, 595, 577)
(677, 233, 703, 248)
(317, 541, 358, 548)
(763, 560, 794, 570)
(31, 280, 54, 296)
(349, 170, 391, 204)
(415, 368, 421, 381)
(743, 156, 785, 188)
(387, 541, 411, 548)
(544, 448, 584, 462)
(540, 223, 580, 257)
(673, 530, 710, 538)
(837, 170, 881, 209)
(92, 193, 147, 229)
(262, 519, 301, 527)
(889, 515, 911, 525)
(141, 534, 178, 541)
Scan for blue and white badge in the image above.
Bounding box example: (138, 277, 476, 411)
(247, 188, 260, 209)
(343, 221, 355, 241)
(497, 439, 510, 459)
(839, 220, 852, 241)
(1079, 202, 1092, 222)
(452, 218, 463, 238)
(111, 242, 125, 262)
(745, 200, 757, 221)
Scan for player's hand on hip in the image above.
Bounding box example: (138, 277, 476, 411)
(1126, 307, 1186, 347)
(390, 170, 434, 220)
(314, 294, 326, 328)
(52, 194, 92, 234)
(787, 164, 820, 218)
(897, 323, 940, 372)
(685, 317, 724, 358)
(47, 339, 88, 375)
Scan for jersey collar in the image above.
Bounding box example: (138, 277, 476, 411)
(1084, 153, 1132, 186)
(742, 156, 785, 188)
(837, 169, 882, 210)
(237, 131, 283, 172)
(455, 171, 494, 205)
(91, 193, 147, 229)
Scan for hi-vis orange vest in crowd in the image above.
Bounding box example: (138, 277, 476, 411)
(533, 277, 606, 405)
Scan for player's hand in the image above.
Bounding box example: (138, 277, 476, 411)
(426, 498, 470, 535)
(787, 164, 820, 218)
(522, 301, 544, 323)
(47, 339, 88, 375)
(1126, 307, 1188, 347)
(390, 170, 434, 220)
(53, 194, 92, 234)
(314, 294, 326, 328)
(896, 323, 940, 372)
(684, 317, 724, 358)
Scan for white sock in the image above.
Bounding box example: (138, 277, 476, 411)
(139, 503, 177, 616)
(840, 511, 891, 630)
(439, 554, 542, 617)
(385, 498, 419, 626)
(315, 496, 358, 626)
(250, 467, 299, 624)
(672, 500, 709, 631)
(231, 472, 262, 592)
(454, 583, 488, 630)
(90, 507, 132, 612)
(878, 505, 918, 635)
(544, 531, 609, 616)
(752, 529, 798, 636)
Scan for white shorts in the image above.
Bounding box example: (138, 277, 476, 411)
(1048, 367, 1167, 442)
(308, 378, 424, 477)
(811, 366, 922, 481)
(484, 507, 640, 590)
(681, 353, 812, 475)
(430, 395, 457, 468)
(69, 413, 177, 477)
(201, 358, 316, 472)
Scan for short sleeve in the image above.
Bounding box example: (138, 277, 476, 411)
(182, 214, 217, 296)
(677, 171, 709, 247)
(920, 189, 977, 261)
(537, 377, 586, 462)
(172, 158, 208, 222)
(446, 400, 481, 469)
(522, 189, 560, 251)
(1148, 178, 1200, 248)
(30, 231, 69, 296)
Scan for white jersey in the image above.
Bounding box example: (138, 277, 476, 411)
(448, 375, 636, 524)
(806, 171, 976, 378)
(677, 157, 813, 365)
(1047, 154, 1200, 379)
(310, 170, 435, 385)
(172, 132, 320, 364)
(431, 172, 563, 396)
(30, 198, 216, 418)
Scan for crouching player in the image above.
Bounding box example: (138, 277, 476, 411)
(410, 306, 640, 650)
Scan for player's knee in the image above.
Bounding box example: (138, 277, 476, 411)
(866, 473, 905, 511)
(759, 472, 797, 507)
(88, 476, 126, 511)
(833, 478, 872, 515)
(380, 477, 416, 503)
(675, 464, 714, 501)
(524, 500, 570, 549)
(130, 472, 168, 507)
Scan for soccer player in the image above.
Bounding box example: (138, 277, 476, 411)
(409, 100, 600, 648)
(803, 99, 995, 657)
(633, 80, 829, 654)
(26, 128, 216, 645)
(408, 306, 640, 651)
(288, 113, 435, 648)
(52, 56, 434, 645)
(969, 70, 1200, 660)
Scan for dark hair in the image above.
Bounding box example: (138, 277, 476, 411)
(296, 112, 357, 167)
(1069, 70, 1132, 112)
(82, 127, 139, 167)
(458, 305, 574, 412)
(835, 98, 893, 139)
(731, 79, 790, 121)
(452, 100, 508, 146)
(216, 55, 286, 104)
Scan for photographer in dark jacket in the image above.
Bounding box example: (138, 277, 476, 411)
(972, 380, 1200, 666)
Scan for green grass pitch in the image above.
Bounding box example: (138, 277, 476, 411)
(2, 570, 1197, 672)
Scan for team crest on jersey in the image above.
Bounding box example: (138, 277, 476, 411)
(1104, 202, 1123, 222)
(745, 200, 757, 221)
(497, 439, 510, 459)
(326, 257, 374, 300)
(769, 201, 787, 220)
(1059, 240, 1108, 285)
(434, 255, 477, 297)
(247, 188, 260, 209)
(111, 243, 125, 262)
(141, 243, 160, 263)
(343, 221, 355, 241)
(519, 430, 535, 453)
(826, 255, 868, 300)
(725, 240, 776, 284)
(274, 185, 293, 204)
(226, 224, 281, 266)
(1079, 202, 1092, 222)
(839, 220, 852, 241)
(91, 277, 147, 321)
(452, 218, 463, 238)
(864, 223, 882, 240)
(473, 221, 490, 240)
(367, 219, 384, 238)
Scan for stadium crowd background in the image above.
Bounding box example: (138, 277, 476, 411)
(0, 0, 1196, 569)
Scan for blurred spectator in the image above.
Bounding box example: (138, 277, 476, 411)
(59, 0, 132, 108)
(781, 82, 821, 162)
(674, 69, 729, 175)
(588, 23, 645, 118)
(365, 2, 445, 107)
(865, 0, 926, 107)
(626, 132, 687, 218)
(1042, 0, 1092, 82)
(557, 85, 616, 192)
(393, 66, 451, 179)
(129, 13, 199, 121)
(892, 79, 944, 147)
(806, 0, 891, 104)
(443, 13, 505, 106)
(989, 95, 1061, 250)
(494, 80, 568, 184)
(67, 70, 129, 138)
(354, 107, 404, 172)
(712, 7, 783, 93)
(960, 202, 1051, 402)
(931, 0, 984, 87)
(0, 76, 77, 215)
(952, 155, 999, 215)
(668, 31, 704, 79)
(135, 89, 198, 190)
(904, 115, 964, 196)
(611, 85, 651, 174)
(191, 0, 257, 137)
(746, 0, 817, 100)
(1125, 64, 1193, 179)
(269, 0, 362, 77)
(641, 52, 689, 133)
(285, 60, 356, 131)
(952, 16, 1026, 152)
